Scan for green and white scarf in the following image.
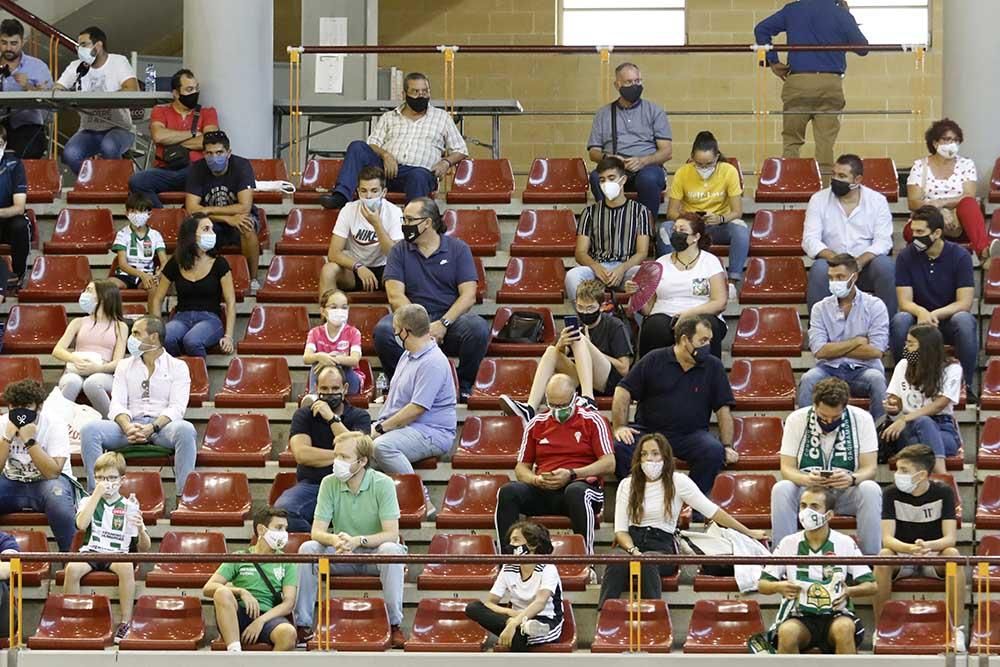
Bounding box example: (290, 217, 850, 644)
(795, 408, 859, 472)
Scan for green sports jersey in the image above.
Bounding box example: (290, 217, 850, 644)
(215, 550, 297, 613)
(80, 495, 135, 554)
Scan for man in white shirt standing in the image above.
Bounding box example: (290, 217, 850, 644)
(802, 154, 895, 316)
(80, 315, 198, 497)
(54, 25, 139, 174)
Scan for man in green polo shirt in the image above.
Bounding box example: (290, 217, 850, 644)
(294, 431, 407, 648)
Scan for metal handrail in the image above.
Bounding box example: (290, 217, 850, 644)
(294, 43, 911, 55)
(0, 0, 76, 51)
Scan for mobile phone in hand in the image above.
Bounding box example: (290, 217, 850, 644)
(820, 470, 833, 478)
(564, 315, 579, 331)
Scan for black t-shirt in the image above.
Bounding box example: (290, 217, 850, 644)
(162, 256, 231, 316)
(0, 152, 27, 208)
(619, 346, 734, 436)
(185, 154, 255, 207)
(570, 313, 633, 360)
(291, 404, 372, 484)
(882, 481, 956, 545)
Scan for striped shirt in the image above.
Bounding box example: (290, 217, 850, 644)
(576, 199, 650, 263)
(367, 105, 468, 171)
(80, 495, 134, 554)
(491, 564, 564, 628)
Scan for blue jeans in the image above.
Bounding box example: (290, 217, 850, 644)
(62, 128, 134, 174)
(797, 363, 887, 420)
(334, 140, 437, 201)
(128, 166, 190, 208)
(80, 417, 198, 493)
(373, 311, 489, 395)
(0, 475, 76, 551)
(891, 311, 977, 391)
(899, 415, 961, 459)
(807, 255, 897, 318)
(564, 261, 640, 302)
(165, 311, 224, 357)
(614, 426, 724, 495)
(656, 220, 750, 281)
(273, 481, 320, 533)
(589, 164, 665, 220)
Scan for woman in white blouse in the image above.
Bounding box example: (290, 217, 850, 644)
(881, 324, 962, 474)
(630, 214, 728, 359)
(906, 118, 996, 260)
(598, 433, 765, 607)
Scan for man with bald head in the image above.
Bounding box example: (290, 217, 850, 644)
(494, 373, 615, 555)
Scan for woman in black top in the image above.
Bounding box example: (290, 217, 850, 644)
(150, 213, 237, 357)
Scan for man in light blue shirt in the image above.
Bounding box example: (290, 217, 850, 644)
(0, 19, 53, 158)
(799, 253, 888, 420)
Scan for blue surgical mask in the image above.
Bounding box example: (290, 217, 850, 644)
(198, 232, 216, 252)
(205, 154, 229, 173)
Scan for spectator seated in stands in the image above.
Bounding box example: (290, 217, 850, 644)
(52, 279, 129, 418)
(150, 213, 237, 357)
(586, 62, 671, 220)
(319, 165, 403, 295)
(630, 214, 728, 359)
(63, 452, 150, 644)
(129, 68, 219, 208)
(772, 378, 882, 555)
(466, 521, 565, 652)
(0, 530, 18, 635)
(893, 205, 978, 402)
(495, 373, 615, 555)
(0, 124, 30, 296)
(273, 365, 371, 533)
(203, 507, 298, 652)
(758, 486, 876, 655)
(184, 130, 261, 287)
(600, 433, 765, 606)
(803, 154, 896, 316)
(303, 289, 363, 396)
(881, 325, 962, 473)
(875, 444, 961, 620)
(296, 432, 407, 649)
(319, 72, 468, 210)
(80, 315, 198, 498)
(612, 315, 737, 493)
(798, 253, 889, 421)
(0, 379, 76, 551)
(374, 197, 489, 400)
(54, 26, 138, 174)
(371, 304, 456, 515)
(657, 131, 746, 295)
(0, 18, 54, 158)
(565, 156, 650, 301)
(500, 279, 632, 424)
(905, 118, 998, 262)
(108, 193, 168, 294)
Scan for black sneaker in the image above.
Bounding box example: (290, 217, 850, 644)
(579, 395, 599, 411)
(296, 626, 315, 648)
(499, 394, 535, 425)
(966, 386, 979, 405)
(319, 192, 348, 210)
(114, 621, 131, 644)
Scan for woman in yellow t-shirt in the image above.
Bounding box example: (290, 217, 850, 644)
(656, 131, 746, 295)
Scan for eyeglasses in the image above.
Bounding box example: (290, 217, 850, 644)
(545, 395, 576, 411)
(141, 380, 149, 400)
(402, 215, 429, 224)
(95, 476, 121, 483)
(203, 130, 228, 145)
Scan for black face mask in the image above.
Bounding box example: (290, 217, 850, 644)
(903, 349, 920, 367)
(670, 231, 690, 252)
(619, 84, 643, 103)
(401, 222, 423, 243)
(178, 91, 200, 110)
(577, 310, 601, 327)
(9, 408, 36, 429)
(912, 234, 933, 252)
(691, 344, 710, 363)
(317, 393, 343, 410)
(819, 417, 843, 433)
(831, 179, 853, 198)
(406, 96, 429, 113)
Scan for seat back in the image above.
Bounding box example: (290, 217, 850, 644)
(551, 534, 589, 591)
(731, 416, 783, 467)
(437, 474, 510, 527)
(155, 531, 227, 574)
(468, 358, 539, 409)
(592, 598, 672, 653)
(0, 358, 43, 401)
(348, 305, 389, 355)
(201, 413, 272, 459)
(684, 599, 764, 653)
(447, 158, 515, 203)
(68, 159, 134, 202)
(728, 358, 795, 410)
(298, 158, 343, 192)
(406, 598, 489, 651)
(148, 208, 185, 251)
(522, 158, 588, 203)
(709, 473, 775, 526)
(862, 157, 899, 201)
(177, 472, 252, 515)
(238, 305, 312, 354)
(739, 257, 807, 304)
(391, 473, 428, 528)
(269, 471, 298, 506)
(217, 357, 292, 408)
(19, 255, 92, 302)
(443, 209, 501, 255)
(732, 306, 803, 356)
(453, 415, 524, 468)
(315, 598, 391, 651)
(874, 600, 947, 654)
(749, 209, 805, 256)
(277, 209, 338, 254)
(29, 594, 114, 649)
(511, 209, 577, 256)
(23, 159, 60, 202)
(120, 471, 165, 522)
(258, 255, 325, 303)
(497, 257, 567, 304)
(754, 157, 821, 202)
(46, 208, 115, 252)
(2, 304, 68, 353)
(121, 595, 204, 649)
(179, 356, 209, 407)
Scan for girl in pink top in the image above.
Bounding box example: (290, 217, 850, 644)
(303, 289, 363, 394)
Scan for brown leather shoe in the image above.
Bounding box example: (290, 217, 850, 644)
(390, 625, 406, 649)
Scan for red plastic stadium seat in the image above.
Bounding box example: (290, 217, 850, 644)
(307, 598, 391, 651)
(392, 474, 428, 528)
(729, 416, 783, 470)
(7, 530, 50, 586)
(18, 255, 91, 302)
(447, 159, 514, 204)
(198, 413, 272, 466)
(249, 158, 289, 204)
(218, 254, 249, 302)
(2, 305, 67, 353)
(709, 473, 775, 528)
(496, 257, 566, 304)
(118, 596, 204, 650)
(257, 255, 325, 303)
(591, 598, 673, 653)
(170, 472, 252, 526)
(979, 417, 1000, 469)
(749, 210, 805, 256)
(67, 159, 133, 203)
(488, 307, 556, 357)
(754, 157, 821, 203)
(23, 159, 60, 203)
(348, 305, 389, 355)
(729, 358, 795, 410)
(522, 158, 588, 204)
(44, 208, 115, 253)
(417, 534, 499, 590)
(176, 356, 209, 407)
(990, 158, 1000, 204)
(468, 358, 538, 409)
(405, 598, 488, 652)
(0, 357, 43, 401)
(987, 309, 1000, 356)
(29, 594, 114, 649)
(344, 358, 375, 409)
(739, 257, 807, 304)
(510, 209, 577, 257)
(982, 360, 1000, 409)
(275, 209, 338, 255)
(148, 208, 184, 252)
(268, 471, 296, 506)
(443, 209, 500, 256)
(730, 306, 803, 357)
(984, 262, 1000, 304)
(295, 158, 342, 204)
(437, 473, 510, 528)
(56, 531, 139, 586)
(238, 305, 311, 354)
(146, 531, 227, 588)
(452, 416, 524, 469)
(119, 471, 165, 523)
(551, 534, 589, 592)
(874, 600, 947, 654)
(976, 475, 1000, 529)
(972, 599, 1000, 653)
(975, 535, 1000, 588)
(683, 599, 765, 654)
(214, 357, 292, 408)
(862, 158, 899, 202)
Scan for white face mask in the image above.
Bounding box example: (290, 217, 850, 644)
(600, 179, 623, 200)
(936, 142, 959, 159)
(799, 507, 829, 531)
(262, 528, 289, 551)
(128, 211, 150, 228)
(127, 334, 158, 357)
(197, 232, 216, 252)
(894, 472, 918, 494)
(362, 196, 383, 212)
(332, 458, 356, 482)
(78, 291, 98, 315)
(641, 461, 664, 481)
(77, 45, 96, 65)
(829, 277, 854, 299)
(327, 308, 349, 326)
(696, 165, 716, 180)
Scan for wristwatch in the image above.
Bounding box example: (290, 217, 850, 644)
(441, 317, 453, 328)
(23, 439, 36, 449)
(569, 470, 578, 482)
(152, 423, 162, 434)
(360, 536, 369, 547)
(374, 423, 385, 435)
(850, 473, 858, 487)
(327, 414, 341, 426)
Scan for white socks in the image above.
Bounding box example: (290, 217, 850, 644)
(227, 641, 242, 652)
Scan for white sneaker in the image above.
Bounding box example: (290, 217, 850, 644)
(954, 625, 966, 653)
(250, 278, 261, 294)
(520, 619, 550, 639)
(588, 566, 599, 585)
(728, 282, 738, 302)
(990, 239, 1000, 259)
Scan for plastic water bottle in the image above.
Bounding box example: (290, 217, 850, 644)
(144, 64, 157, 92)
(375, 372, 388, 404)
(125, 493, 141, 538)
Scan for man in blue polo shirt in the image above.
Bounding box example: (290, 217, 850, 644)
(892, 205, 977, 400)
(0, 19, 53, 158)
(0, 126, 30, 296)
(610, 314, 737, 494)
(374, 196, 489, 400)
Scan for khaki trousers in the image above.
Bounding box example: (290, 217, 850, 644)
(781, 72, 846, 173)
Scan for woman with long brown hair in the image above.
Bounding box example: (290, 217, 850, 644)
(598, 433, 764, 607)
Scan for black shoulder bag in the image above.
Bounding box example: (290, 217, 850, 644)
(494, 311, 544, 344)
(161, 107, 202, 170)
(252, 563, 283, 610)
